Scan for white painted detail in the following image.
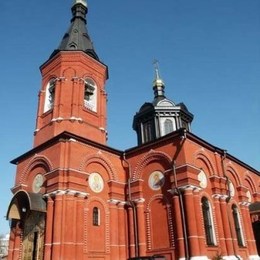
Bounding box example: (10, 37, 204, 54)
(247, 190, 252, 203)
(148, 170, 165, 190)
(157, 99, 175, 107)
(249, 255, 260, 260)
(198, 169, 207, 188)
(179, 257, 208, 260)
(228, 181, 235, 197)
(74, 0, 87, 8)
(223, 256, 242, 260)
(89, 172, 104, 193)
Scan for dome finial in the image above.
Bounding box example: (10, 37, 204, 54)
(152, 59, 165, 98)
(73, 0, 87, 8)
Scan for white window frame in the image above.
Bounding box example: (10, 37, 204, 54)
(44, 79, 56, 113)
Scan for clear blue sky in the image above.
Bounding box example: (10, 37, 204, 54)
(0, 0, 259, 234)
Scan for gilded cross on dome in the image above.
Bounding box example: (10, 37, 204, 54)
(153, 59, 161, 80)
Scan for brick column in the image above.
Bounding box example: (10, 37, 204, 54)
(53, 79, 62, 119)
(71, 77, 81, 118)
(118, 202, 127, 260)
(136, 199, 146, 256)
(193, 188, 207, 257)
(8, 221, 22, 260)
(172, 194, 185, 259)
(44, 195, 54, 260)
(219, 195, 234, 256)
(75, 194, 86, 259)
(63, 192, 76, 258)
(52, 192, 64, 259)
(109, 199, 120, 258)
(7, 226, 15, 260)
(127, 206, 135, 258)
(14, 222, 22, 260)
(182, 187, 200, 257)
(212, 194, 227, 256)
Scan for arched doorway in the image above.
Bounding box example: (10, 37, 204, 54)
(6, 191, 46, 260)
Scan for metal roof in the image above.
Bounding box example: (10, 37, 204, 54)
(6, 191, 46, 220)
(50, 1, 99, 61)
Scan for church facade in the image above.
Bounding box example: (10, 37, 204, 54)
(6, 1, 260, 260)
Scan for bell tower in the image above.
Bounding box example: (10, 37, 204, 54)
(34, 0, 108, 147)
(7, 2, 127, 260)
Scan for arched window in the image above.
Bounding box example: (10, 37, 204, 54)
(164, 119, 173, 135)
(93, 207, 100, 226)
(232, 205, 245, 247)
(202, 197, 216, 246)
(44, 78, 56, 112)
(84, 78, 97, 112)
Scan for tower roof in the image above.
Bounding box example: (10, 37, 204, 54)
(50, 0, 99, 60)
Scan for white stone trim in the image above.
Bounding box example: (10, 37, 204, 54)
(51, 117, 84, 123)
(179, 257, 208, 260)
(223, 256, 242, 260)
(134, 198, 145, 203)
(107, 199, 126, 205)
(178, 184, 201, 191)
(249, 255, 260, 260)
(44, 189, 88, 198)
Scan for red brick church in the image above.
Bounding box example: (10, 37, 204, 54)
(6, 1, 260, 259)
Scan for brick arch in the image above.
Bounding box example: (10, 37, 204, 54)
(194, 150, 216, 176)
(145, 194, 171, 210)
(82, 73, 96, 81)
(200, 191, 217, 220)
(225, 164, 242, 187)
(20, 155, 53, 184)
(200, 191, 215, 205)
(42, 74, 58, 87)
(86, 196, 109, 213)
(81, 74, 99, 89)
(82, 73, 103, 89)
(79, 152, 118, 181)
(244, 173, 257, 194)
(133, 150, 172, 181)
(62, 67, 76, 78)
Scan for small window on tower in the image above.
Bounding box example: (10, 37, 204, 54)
(164, 119, 174, 135)
(84, 78, 97, 112)
(44, 79, 56, 112)
(143, 120, 154, 143)
(93, 207, 100, 226)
